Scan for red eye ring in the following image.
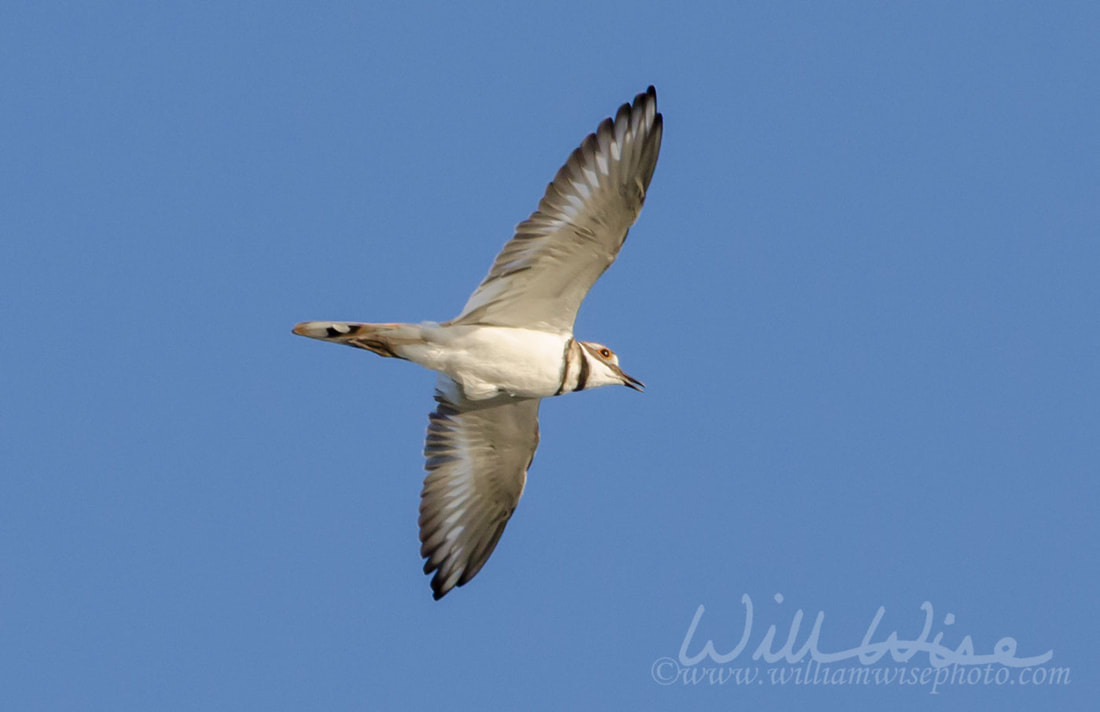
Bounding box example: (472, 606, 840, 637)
(599, 348, 611, 358)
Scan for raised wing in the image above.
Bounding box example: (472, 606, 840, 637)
(418, 380, 541, 599)
(449, 86, 663, 334)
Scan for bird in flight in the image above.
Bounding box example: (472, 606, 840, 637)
(294, 86, 663, 599)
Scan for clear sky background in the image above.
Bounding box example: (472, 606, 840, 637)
(2, 2, 1097, 710)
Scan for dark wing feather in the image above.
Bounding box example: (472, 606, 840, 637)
(449, 86, 663, 334)
(419, 383, 541, 599)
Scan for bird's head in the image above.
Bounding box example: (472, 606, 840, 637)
(579, 341, 645, 391)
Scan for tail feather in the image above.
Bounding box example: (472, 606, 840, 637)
(292, 321, 417, 359)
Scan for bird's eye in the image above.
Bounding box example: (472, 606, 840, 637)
(599, 348, 611, 358)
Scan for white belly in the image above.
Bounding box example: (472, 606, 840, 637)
(400, 324, 569, 399)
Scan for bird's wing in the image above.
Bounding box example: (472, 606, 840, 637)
(419, 380, 541, 599)
(448, 86, 663, 334)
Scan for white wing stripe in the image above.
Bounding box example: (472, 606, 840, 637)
(448, 87, 662, 333)
(418, 384, 541, 599)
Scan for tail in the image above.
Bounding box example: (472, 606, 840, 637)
(292, 321, 419, 359)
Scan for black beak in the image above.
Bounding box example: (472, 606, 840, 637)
(621, 371, 645, 392)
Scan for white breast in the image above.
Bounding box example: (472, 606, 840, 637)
(401, 324, 570, 399)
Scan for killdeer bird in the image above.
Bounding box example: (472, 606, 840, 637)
(294, 86, 663, 599)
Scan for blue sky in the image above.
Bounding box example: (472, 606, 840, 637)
(3, 2, 1097, 709)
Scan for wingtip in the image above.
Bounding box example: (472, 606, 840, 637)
(632, 86, 661, 132)
(429, 570, 457, 600)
